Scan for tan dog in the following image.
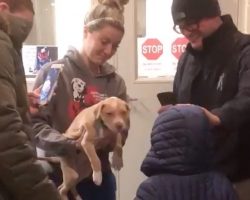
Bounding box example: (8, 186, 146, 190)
(42, 97, 130, 200)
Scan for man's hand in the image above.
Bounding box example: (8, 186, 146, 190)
(158, 105, 174, 113)
(200, 107, 221, 126)
(176, 104, 221, 126)
(158, 104, 221, 126)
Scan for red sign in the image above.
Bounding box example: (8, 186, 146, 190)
(171, 37, 189, 60)
(142, 38, 163, 60)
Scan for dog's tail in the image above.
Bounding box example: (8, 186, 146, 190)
(37, 156, 61, 163)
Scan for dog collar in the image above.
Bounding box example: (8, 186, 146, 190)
(95, 118, 108, 131)
(94, 117, 109, 138)
(99, 117, 108, 129)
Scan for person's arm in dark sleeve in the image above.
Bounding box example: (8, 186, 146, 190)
(31, 65, 76, 156)
(156, 53, 183, 114)
(173, 52, 188, 100)
(212, 47, 250, 130)
(0, 45, 60, 200)
(32, 106, 76, 156)
(173, 63, 181, 99)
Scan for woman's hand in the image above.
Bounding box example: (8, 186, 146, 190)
(28, 86, 42, 114)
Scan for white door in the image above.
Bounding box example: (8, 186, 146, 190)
(115, 1, 242, 200)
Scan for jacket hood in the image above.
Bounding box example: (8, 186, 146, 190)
(64, 46, 116, 77)
(141, 105, 215, 177)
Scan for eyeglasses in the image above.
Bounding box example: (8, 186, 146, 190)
(173, 20, 199, 34)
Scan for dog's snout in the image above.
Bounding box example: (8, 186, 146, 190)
(115, 122, 124, 131)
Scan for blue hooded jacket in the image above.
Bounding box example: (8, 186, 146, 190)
(135, 105, 238, 200)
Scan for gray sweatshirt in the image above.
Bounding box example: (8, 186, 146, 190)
(32, 47, 127, 172)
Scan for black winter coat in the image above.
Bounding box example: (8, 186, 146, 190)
(173, 15, 250, 182)
(0, 20, 60, 200)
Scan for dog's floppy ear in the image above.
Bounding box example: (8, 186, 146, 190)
(125, 102, 130, 112)
(94, 101, 105, 120)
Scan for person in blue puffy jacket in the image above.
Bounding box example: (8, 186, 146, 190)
(135, 105, 238, 200)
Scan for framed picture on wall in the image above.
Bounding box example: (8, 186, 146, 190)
(22, 45, 58, 78)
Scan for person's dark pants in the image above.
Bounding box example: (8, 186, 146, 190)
(49, 165, 116, 200)
(74, 171, 116, 200)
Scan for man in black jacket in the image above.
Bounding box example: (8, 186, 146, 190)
(0, 0, 60, 199)
(170, 0, 250, 199)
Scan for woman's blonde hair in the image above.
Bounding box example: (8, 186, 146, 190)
(84, 0, 129, 33)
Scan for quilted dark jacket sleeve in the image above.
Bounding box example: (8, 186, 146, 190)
(135, 178, 159, 200)
(0, 36, 60, 200)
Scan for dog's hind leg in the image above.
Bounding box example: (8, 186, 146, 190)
(59, 156, 79, 200)
(71, 187, 83, 200)
(59, 183, 80, 200)
(58, 184, 69, 200)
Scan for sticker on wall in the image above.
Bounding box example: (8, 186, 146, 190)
(142, 38, 163, 60)
(138, 36, 180, 80)
(22, 45, 58, 78)
(171, 37, 189, 60)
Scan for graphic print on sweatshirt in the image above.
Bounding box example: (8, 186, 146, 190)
(68, 77, 107, 120)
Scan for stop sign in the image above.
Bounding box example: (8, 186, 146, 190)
(142, 38, 163, 60)
(171, 37, 189, 60)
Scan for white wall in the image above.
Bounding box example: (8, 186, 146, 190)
(219, 0, 250, 33)
(54, 0, 91, 58)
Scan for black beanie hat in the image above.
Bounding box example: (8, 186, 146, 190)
(171, 0, 221, 24)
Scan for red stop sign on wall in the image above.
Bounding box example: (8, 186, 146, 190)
(171, 37, 189, 60)
(142, 38, 163, 60)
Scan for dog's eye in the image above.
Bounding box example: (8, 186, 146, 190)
(120, 110, 127, 115)
(105, 112, 113, 116)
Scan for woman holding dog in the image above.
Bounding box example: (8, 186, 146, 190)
(31, 0, 129, 199)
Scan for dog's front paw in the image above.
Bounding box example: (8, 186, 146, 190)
(111, 153, 123, 171)
(93, 171, 102, 186)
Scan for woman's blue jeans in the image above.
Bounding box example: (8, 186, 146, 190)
(75, 171, 116, 200)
